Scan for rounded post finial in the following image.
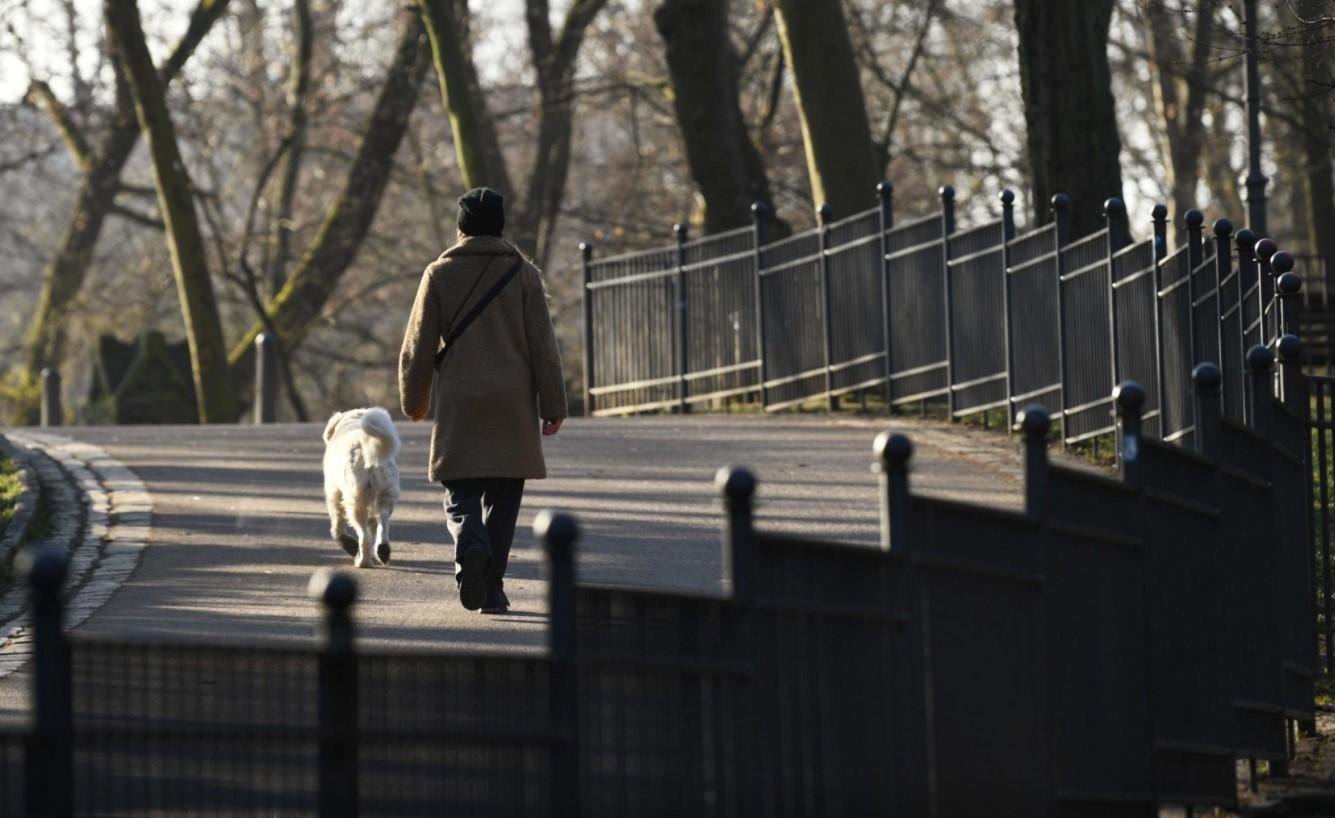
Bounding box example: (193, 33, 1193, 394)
(873, 431, 913, 468)
(1103, 197, 1126, 216)
(308, 569, 357, 611)
(1254, 237, 1278, 262)
(715, 465, 757, 504)
(1113, 380, 1146, 414)
(876, 181, 893, 198)
(1277, 272, 1302, 297)
(938, 185, 956, 202)
(673, 223, 688, 242)
(1000, 189, 1015, 206)
(1192, 361, 1222, 396)
(1212, 218, 1234, 238)
(579, 241, 592, 260)
(1017, 405, 1051, 437)
(750, 201, 768, 218)
(817, 203, 833, 225)
(1246, 344, 1275, 373)
(534, 509, 579, 555)
(1273, 252, 1296, 275)
(1151, 203, 1168, 222)
(20, 548, 68, 594)
(1050, 192, 1070, 212)
(1278, 334, 1302, 363)
(1235, 227, 1257, 248)
(1184, 209, 1205, 228)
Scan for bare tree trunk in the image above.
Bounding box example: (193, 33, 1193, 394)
(11, 0, 231, 423)
(106, 0, 239, 423)
(1142, 0, 1218, 246)
(655, 0, 787, 236)
(267, 0, 313, 295)
(771, 0, 879, 218)
(414, 0, 513, 197)
(1298, 0, 1335, 288)
(1014, 0, 1123, 236)
(228, 14, 431, 378)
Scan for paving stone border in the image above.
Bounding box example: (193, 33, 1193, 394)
(0, 431, 152, 678)
(0, 434, 39, 569)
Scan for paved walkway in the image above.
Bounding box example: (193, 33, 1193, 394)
(0, 415, 1072, 716)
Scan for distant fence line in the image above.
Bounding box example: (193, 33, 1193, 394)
(1, 361, 1316, 814)
(580, 184, 1307, 448)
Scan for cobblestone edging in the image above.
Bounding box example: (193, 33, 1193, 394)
(0, 431, 152, 677)
(0, 434, 39, 569)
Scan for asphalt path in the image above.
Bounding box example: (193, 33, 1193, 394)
(13, 416, 1026, 654)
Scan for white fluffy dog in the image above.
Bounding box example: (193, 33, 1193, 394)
(323, 407, 400, 568)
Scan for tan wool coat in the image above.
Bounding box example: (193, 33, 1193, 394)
(398, 235, 568, 482)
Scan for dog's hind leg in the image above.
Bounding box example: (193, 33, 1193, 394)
(327, 489, 358, 558)
(372, 497, 392, 566)
(348, 494, 372, 569)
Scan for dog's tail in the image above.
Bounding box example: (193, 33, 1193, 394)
(359, 407, 401, 468)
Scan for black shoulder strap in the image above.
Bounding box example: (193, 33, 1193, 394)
(434, 257, 525, 368)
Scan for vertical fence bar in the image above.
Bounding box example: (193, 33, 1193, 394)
(535, 510, 581, 817)
(1319, 380, 1334, 674)
(874, 431, 912, 551)
(1105, 198, 1128, 396)
(1151, 204, 1169, 440)
(24, 549, 72, 818)
(1256, 237, 1278, 345)
(1279, 335, 1304, 417)
(1237, 228, 1258, 421)
(1019, 405, 1051, 517)
(310, 570, 358, 818)
(1246, 344, 1274, 433)
(1001, 190, 1018, 431)
(1053, 193, 1072, 446)
(1193, 362, 1222, 459)
(878, 182, 895, 411)
(580, 243, 595, 417)
(818, 203, 836, 411)
(674, 224, 690, 414)
(40, 367, 61, 428)
(751, 204, 770, 411)
(717, 466, 759, 804)
(1276, 255, 1302, 339)
(1213, 219, 1234, 417)
(254, 333, 277, 424)
(940, 185, 957, 418)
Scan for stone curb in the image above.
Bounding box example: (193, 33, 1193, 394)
(0, 434, 39, 570)
(0, 431, 152, 678)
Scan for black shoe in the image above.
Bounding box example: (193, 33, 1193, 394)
(375, 541, 391, 565)
(480, 588, 510, 615)
(456, 548, 489, 611)
(338, 534, 359, 558)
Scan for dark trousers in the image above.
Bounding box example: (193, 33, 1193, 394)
(442, 478, 525, 591)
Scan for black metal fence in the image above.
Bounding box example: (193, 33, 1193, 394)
(580, 186, 1310, 449)
(1, 354, 1317, 815)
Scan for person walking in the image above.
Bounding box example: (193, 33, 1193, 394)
(399, 187, 567, 613)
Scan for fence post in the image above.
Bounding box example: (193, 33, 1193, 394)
(751, 204, 770, 411)
(878, 182, 895, 412)
(717, 466, 760, 805)
(1237, 228, 1258, 422)
(23, 548, 72, 818)
(1245, 344, 1274, 433)
(1114, 381, 1145, 484)
(674, 224, 690, 414)
(1278, 335, 1304, 414)
(40, 367, 61, 428)
(1193, 362, 1222, 459)
(1275, 254, 1302, 340)
(1184, 209, 1204, 387)
(1212, 218, 1234, 416)
(1018, 405, 1051, 518)
(309, 569, 358, 818)
(1256, 237, 1278, 344)
(580, 242, 595, 417)
(253, 333, 277, 424)
(815, 203, 836, 411)
(940, 185, 957, 419)
(534, 510, 581, 817)
(1052, 193, 1072, 447)
(874, 431, 912, 552)
(1105, 198, 1128, 399)
(1001, 190, 1018, 432)
(1151, 204, 1169, 440)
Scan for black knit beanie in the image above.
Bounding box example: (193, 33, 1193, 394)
(457, 187, 505, 237)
